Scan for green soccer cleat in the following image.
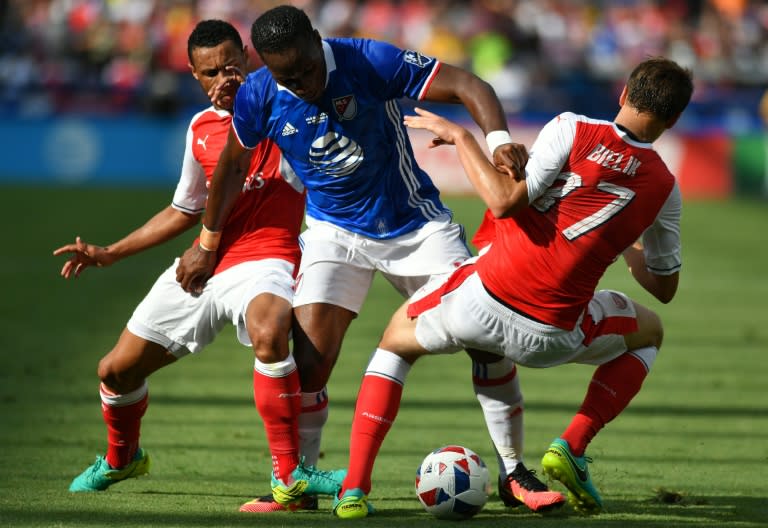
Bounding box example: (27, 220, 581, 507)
(69, 448, 151, 492)
(541, 438, 602, 514)
(270, 460, 345, 508)
(333, 488, 373, 519)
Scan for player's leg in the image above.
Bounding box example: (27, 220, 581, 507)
(334, 302, 426, 519)
(242, 289, 346, 509)
(244, 293, 300, 484)
(291, 231, 375, 464)
(379, 219, 556, 509)
(243, 302, 355, 512)
(394, 231, 561, 514)
(292, 302, 356, 394)
(542, 291, 663, 514)
(241, 243, 370, 511)
(70, 260, 223, 493)
(561, 300, 662, 454)
(69, 330, 175, 492)
(336, 263, 482, 518)
(468, 349, 565, 512)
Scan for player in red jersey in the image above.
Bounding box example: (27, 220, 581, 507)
(55, 20, 342, 507)
(333, 57, 693, 517)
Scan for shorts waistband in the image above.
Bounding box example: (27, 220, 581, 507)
(482, 284, 548, 325)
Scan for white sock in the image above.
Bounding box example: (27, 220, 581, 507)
(298, 387, 328, 467)
(472, 357, 524, 478)
(365, 347, 412, 383)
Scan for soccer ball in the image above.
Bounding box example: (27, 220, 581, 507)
(415, 445, 491, 519)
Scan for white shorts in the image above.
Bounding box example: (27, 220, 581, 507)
(127, 258, 295, 357)
(411, 267, 636, 368)
(293, 215, 471, 313)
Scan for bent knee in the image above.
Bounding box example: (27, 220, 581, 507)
(97, 341, 161, 393)
(627, 302, 664, 350)
(250, 326, 290, 363)
(97, 353, 138, 393)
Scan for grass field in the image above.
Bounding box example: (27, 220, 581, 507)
(1, 186, 767, 527)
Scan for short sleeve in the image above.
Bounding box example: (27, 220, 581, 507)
(360, 39, 441, 101)
(641, 182, 682, 275)
(171, 123, 207, 214)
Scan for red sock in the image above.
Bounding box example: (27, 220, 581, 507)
(561, 353, 648, 456)
(342, 374, 403, 495)
(102, 387, 148, 469)
(253, 368, 301, 481)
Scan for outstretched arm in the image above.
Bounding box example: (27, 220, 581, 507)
(175, 127, 251, 293)
(404, 107, 528, 218)
(422, 63, 528, 175)
(52, 206, 200, 279)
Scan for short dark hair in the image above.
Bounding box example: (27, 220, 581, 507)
(626, 57, 694, 121)
(187, 19, 244, 63)
(250, 5, 314, 54)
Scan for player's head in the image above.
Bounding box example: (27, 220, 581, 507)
(624, 57, 693, 126)
(250, 5, 326, 103)
(187, 19, 248, 111)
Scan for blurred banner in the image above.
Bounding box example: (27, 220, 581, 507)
(0, 117, 188, 186)
(0, 116, 763, 199)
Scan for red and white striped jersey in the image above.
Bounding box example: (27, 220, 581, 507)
(476, 112, 681, 329)
(172, 106, 305, 275)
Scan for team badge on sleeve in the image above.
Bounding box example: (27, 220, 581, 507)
(333, 95, 357, 120)
(404, 50, 432, 68)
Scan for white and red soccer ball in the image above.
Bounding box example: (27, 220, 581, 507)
(415, 445, 491, 519)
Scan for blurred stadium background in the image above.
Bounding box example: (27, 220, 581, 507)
(1, 0, 767, 196)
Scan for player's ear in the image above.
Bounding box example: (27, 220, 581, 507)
(188, 62, 199, 80)
(618, 85, 628, 107)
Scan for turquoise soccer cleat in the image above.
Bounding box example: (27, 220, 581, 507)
(69, 448, 150, 492)
(541, 438, 602, 514)
(270, 459, 345, 509)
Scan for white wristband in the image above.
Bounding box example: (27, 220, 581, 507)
(486, 130, 512, 154)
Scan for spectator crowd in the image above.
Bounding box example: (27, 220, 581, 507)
(1, 0, 766, 128)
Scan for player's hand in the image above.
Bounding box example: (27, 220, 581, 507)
(404, 107, 468, 147)
(176, 244, 216, 294)
(493, 143, 528, 181)
(52, 236, 116, 279)
(208, 65, 245, 109)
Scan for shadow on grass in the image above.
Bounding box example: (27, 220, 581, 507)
(1, 495, 765, 528)
(39, 393, 768, 419)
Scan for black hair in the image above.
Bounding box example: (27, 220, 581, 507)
(187, 19, 244, 63)
(626, 57, 694, 121)
(250, 5, 314, 54)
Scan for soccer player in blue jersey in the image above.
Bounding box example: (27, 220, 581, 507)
(176, 5, 564, 514)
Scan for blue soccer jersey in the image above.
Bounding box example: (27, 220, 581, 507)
(232, 38, 450, 239)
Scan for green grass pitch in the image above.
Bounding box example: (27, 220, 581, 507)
(1, 186, 766, 527)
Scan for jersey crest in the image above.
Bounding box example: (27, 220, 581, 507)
(332, 95, 357, 120)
